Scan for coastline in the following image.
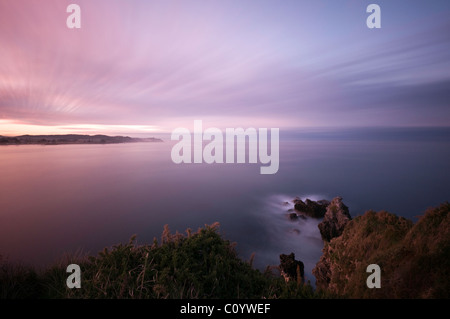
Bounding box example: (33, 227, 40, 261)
(0, 134, 163, 146)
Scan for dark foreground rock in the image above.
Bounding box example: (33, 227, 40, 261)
(318, 197, 351, 242)
(279, 253, 305, 284)
(293, 198, 329, 218)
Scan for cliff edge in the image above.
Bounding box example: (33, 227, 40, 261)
(313, 202, 450, 298)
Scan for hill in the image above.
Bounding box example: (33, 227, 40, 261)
(0, 134, 162, 145)
(313, 202, 450, 298)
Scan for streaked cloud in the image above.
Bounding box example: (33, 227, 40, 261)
(0, 0, 449, 135)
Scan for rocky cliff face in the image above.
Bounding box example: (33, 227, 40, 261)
(313, 203, 450, 298)
(317, 197, 352, 242)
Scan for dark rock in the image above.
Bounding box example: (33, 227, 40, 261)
(294, 198, 329, 218)
(318, 197, 351, 242)
(279, 253, 304, 283)
(287, 213, 298, 221)
(292, 196, 301, 203)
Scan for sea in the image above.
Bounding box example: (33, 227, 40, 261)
(1, 127, 449, 284)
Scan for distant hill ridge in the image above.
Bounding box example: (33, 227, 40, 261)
(0, 134, 163, 145)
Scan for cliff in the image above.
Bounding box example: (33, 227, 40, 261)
(318, 197, 352, 241)
(313, 202, 450, 298)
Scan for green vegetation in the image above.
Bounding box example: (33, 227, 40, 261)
(0, 223, 321, 299)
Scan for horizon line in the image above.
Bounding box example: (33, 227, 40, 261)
(1, 125, 450, 138)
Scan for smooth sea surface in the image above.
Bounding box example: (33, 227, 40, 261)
(1, 128, 449, 283)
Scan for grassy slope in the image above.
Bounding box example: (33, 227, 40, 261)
(315, 202, 450, 298)
(1, 223, 319, 299)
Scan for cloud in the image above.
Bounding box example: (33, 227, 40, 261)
(0, 0, 449, 134)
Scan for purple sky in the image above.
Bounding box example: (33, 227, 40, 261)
(0, 0, 449, 135)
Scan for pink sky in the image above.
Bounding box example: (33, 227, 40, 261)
(1, 1, 449, 136)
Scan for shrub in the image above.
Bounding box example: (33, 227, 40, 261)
(1, 223, 320, 299)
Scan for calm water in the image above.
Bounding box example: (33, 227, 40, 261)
(1, 128, 449, 283)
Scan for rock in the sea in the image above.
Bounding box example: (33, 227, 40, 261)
(318, 197, 351, 242)
(294, 198, 329, 218)
(287, 212, 298, 221)
(279, 253, 304, 284)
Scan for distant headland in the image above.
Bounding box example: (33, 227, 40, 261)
(0, 134, 163, 145)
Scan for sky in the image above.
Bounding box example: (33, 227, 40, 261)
(0, 0, 449, 136)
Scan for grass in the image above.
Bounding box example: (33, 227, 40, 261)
(314, 202, 450, 298)
(3, 203, 448, 299)
(0, 222, 324, 299)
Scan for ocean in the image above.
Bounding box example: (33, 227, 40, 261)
(1, 127, 449, 283)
